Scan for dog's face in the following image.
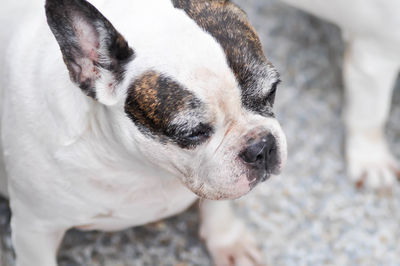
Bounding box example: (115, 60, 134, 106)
(46, 0, 287, 200)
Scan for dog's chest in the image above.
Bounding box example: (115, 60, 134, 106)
(74, 172, 197, 231)
(64, 162, 197, 231)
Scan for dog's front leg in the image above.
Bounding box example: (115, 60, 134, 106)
(344, 38, 400, 189)
(10, 212, 66, 266)
(199, 200, 262, 266)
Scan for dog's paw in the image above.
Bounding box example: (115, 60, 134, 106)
(346, 134, 400, 190)
(200, 220, 263, 266)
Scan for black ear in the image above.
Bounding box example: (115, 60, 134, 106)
(45, 0, 134, 103)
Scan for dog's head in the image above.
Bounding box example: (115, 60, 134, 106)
(46, 0, 287, 200)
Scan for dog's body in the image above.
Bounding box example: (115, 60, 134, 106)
(0, 0, 286, 265)
(281, 0, 400, 189)
(1, 0, 201, 231)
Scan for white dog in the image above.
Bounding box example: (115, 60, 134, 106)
(0, 0, 287, 265)
(281, 0, 400, 189)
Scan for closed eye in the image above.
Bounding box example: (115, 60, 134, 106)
(173, 123, 214, 149)
(183, 124, 212, 143)
(266, 79, 281, 105)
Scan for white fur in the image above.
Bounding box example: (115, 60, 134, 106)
(281, 0, 400, 189)
(0, 0, 286, 265)
(199, 200, 262, 265)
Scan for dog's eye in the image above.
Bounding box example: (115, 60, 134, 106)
(176, 123, 213, 148)
(185, 124, 213, 142)
(265, 80, 280, 105)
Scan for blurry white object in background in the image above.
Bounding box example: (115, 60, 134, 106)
(280, 0, 400, 190)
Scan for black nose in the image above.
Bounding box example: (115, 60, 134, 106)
(239, 133, 278, 177)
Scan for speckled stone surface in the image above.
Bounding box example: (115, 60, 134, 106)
(1, 0, 399, 265)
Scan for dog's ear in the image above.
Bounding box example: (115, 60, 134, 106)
(45, 0, 134, 105)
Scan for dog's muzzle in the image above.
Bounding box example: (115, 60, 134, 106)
(239, 132, 280, 185)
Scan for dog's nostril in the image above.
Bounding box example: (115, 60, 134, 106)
(240, 144, 264, 164)
(239, 133, 276, 167)
(240, 133, 279, 183)
(268, 147, 275, 156)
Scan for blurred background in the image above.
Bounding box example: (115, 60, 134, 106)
(1, 0, 399, 265)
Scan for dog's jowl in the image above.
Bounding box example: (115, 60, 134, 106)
(0, 0, 286, 265)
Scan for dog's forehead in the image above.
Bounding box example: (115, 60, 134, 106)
(172, 0, 263, 63)
(171, 0, 279, 104)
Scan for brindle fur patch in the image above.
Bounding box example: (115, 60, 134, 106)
(125, 71, 203, 147)
(172, 0, 278, 115)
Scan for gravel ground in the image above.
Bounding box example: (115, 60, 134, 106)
(1, 0, 400, 265)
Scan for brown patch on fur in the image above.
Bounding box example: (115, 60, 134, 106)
(172, 0, 266, 88)
(132, 72, 162, 126)
(125, 71, 202, 144)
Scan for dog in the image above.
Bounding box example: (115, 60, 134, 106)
(280, 0, 400, 189)
(0, 0, 287, 265)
